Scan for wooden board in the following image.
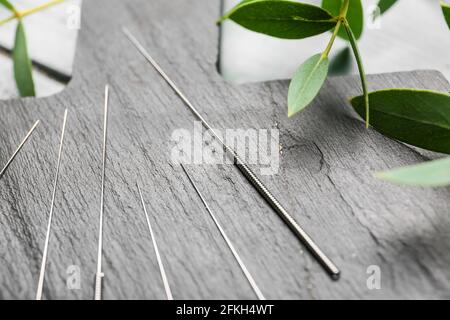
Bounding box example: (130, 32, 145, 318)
(1, 0, 450, 300)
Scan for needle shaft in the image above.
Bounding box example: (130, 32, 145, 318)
(36, 110, 68, 300)
(122, 27, 340, 279)
(0, 120, 40, 180)
(137, 183, 173, 300)
(94, 85, 109, 300)
(181, 164, 265, 300)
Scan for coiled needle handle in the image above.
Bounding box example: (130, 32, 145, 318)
(235, 160, 339, 279)
(94, 272, 103, 301)
(122, 27, 340, 280)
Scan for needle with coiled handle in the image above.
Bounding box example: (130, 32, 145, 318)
(122, 27, 340, 279)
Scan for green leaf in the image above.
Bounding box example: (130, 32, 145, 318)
(329, 46, 352, 76)
(220, 0, 337, 40)
(288, 53, 329, 117)
(442, 1, 450, 29)
(13, 20, 36, 97)
(0, 0, 16, 12)
(351, 89, 450, 154)
(376, 157, 450, 187)
(322, 0, 363, 40)
(377, 0, 398, 15)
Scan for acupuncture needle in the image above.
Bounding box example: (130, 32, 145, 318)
(122, 27, 340, 280)
(0, 120, 40, 180)
(137, 183, 174, 300)
(35, 110, 68, 300)
(181, 164, 265, 300)
(94, 85, 109, 301)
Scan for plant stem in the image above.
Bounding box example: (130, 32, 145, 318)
(341, 0, 350, 17)
(18, 0, 65, 17)
(343, 19, 370, 128)
(0, 0, 66, 27)
(322, 0, 350, 58)
(323, 19, 342, 57)
(0, 15, 15, 27)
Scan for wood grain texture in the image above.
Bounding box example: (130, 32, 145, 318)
(1, 0, 450, 300)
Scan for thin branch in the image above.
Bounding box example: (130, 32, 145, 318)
(0, 0, 66, 26)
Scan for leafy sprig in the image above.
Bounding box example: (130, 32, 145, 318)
(0, 0, 67, 97)
(220, 0, 370, 126)
(219, 0, 450, 187)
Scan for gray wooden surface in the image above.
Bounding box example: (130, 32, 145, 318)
(1, 0, 450, 300)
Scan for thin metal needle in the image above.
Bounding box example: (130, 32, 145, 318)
(181, 164, 266, 300)
(35, 110, 68, 300)
(122, 27, 340, 279)
(137, 183, 174, 300)
(0, 120, 40, 180)
(94, 85, 109, 300)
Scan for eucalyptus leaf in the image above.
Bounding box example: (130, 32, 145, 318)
(13, 20, 36, 97)
(377, 0, 398, 15)
(376, 157, 450, 187)
(220, 0, 337, 39)
(442, 1, 450, 29)
(329, 47, 352, 76)
(322, 0, 363, 40)
(351, 89, 450, 154)
(0, 0, 16, 12)
(288, 53, 329, 117)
